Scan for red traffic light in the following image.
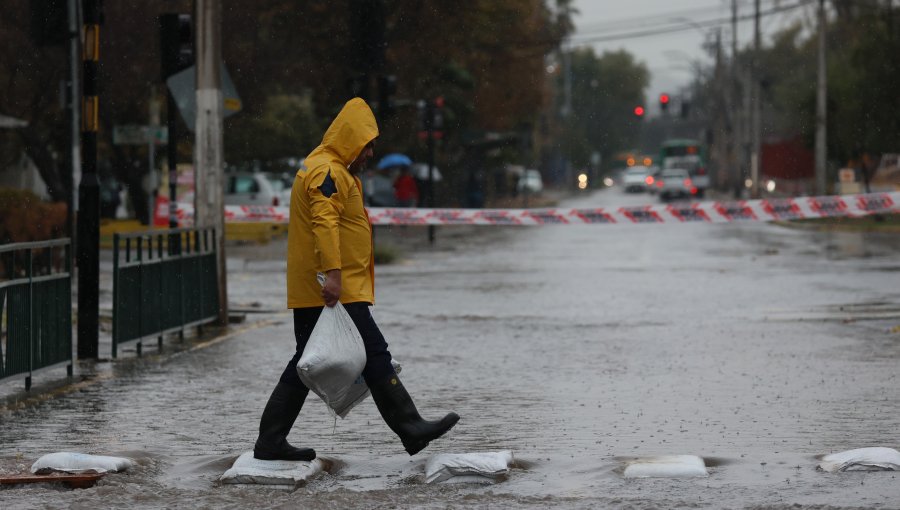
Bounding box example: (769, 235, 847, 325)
(659, 93, 670, 104)
(633, 106, 645, 117)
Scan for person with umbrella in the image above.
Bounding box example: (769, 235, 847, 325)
(393, 165, 418, 208)
(375, 153, 417, 208)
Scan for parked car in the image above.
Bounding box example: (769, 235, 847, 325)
(646, 166, 662, 195)
(517, 169, 544, 194)
(622, 165, 654, 193)
(655, 168, 697, 201)
(224, 172, 282, 206)
(265, 172, 293, 207)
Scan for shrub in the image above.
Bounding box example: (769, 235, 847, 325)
(373, 244, 399, 265)
(0, 187, 68, 244)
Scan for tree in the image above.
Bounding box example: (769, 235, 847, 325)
(685, 1, 899, 190)
(559, 48, 649, 170)
(2, 0, 573, 215)
(762, 4, 900, 165)
(0, 1, 70, 202)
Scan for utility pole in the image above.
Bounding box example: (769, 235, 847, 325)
(193, 0, 228, 325)
(751, 0, 762, 199)
(713, 28, 728, 191)
(561, 41, 573, 186)
(815, 0, 828, 195)
(76, 0, 101, 359)
(731, 0, 742, 197)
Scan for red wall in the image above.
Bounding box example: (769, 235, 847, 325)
(761, 137, 814, 180)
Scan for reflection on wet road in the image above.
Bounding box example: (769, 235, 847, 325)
(2, 189, 899, 508)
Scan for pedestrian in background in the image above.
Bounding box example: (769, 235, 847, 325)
(393, 165, 418, 207)
(253, 98, 459, 461)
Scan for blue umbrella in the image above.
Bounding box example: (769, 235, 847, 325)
(376, 153, 412, 170)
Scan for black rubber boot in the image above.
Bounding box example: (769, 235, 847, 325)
(253, 382, 316, 461)
(369, 375, 459, 456)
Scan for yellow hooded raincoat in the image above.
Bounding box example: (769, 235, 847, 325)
(286, 98, 379, 308)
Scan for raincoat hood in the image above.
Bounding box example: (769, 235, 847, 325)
(314, 98, 379, 166)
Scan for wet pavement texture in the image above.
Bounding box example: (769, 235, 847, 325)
(2, 189, 900, 509)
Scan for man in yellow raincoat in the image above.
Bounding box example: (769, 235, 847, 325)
(253, 98, 459, 461)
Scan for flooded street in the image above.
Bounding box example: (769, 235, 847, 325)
(2, 189, 900, 509)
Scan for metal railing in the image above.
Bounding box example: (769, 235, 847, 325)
(0, 239, 73, 390)
(112, 228, 219, 357)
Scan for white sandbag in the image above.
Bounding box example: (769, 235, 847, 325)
(31, 452, 134, 474)
(219, 451, 324, 486)
(817, 447, 900, 472)
(330, 359, 402, 419)
(623, 455, 709, 478)
(425, 451, 514, 484)
(297, 301, 366, 416)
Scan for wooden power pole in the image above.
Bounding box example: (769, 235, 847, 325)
(815, 0, 828, 195)
(751, 0, 761, 199)
(193, 0, 228, 325)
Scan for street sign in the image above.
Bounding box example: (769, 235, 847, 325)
(113, 125, 168, 145)
(165, 63, 242, 131)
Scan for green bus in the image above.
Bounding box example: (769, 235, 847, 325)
(659, 139, 709, 197)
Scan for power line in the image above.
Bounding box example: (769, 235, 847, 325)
(569, 0, 813, 46)
(573, 0, 779, 35)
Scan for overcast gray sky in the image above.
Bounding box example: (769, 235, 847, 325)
(571, 0, 816, 115)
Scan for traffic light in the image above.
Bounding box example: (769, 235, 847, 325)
(681, 100, 691, 119)
(377, 74, 397, 118)
(418, 96, 445, 139)
(633, 105, 645, 118)
(659, 93, 670, 113)
(159, 13, 193, 81)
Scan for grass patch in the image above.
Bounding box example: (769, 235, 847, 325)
(786, 213, 900, 232)
(374, 244, 401, 264)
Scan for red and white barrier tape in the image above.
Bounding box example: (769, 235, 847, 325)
(173, 191, 899, 226)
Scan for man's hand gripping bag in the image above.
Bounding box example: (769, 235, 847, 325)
(296, 301, 367, 416)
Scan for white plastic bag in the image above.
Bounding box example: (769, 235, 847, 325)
(330, 358, 401, 419)
(622, 455, 709, 478)
(219, 451, 324, 486)
(425, 451, 514, 484)
(31, 452, 134, 474)
(817, 447, 900, 472)
(296, 277, 367, 416)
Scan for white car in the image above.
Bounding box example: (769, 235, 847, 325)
(265, 172, 293, 207)
(655, 168, 697, 201)
(517, 169, 543, 194)
(224, 172, 282, 207)
(622, 166, 653, 193)
(663, 156, 708, 197)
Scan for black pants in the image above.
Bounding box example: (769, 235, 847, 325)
(279, 302, 395, 389)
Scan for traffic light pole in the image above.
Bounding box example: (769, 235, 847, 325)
(160, 12, 193, 253)
(67, 0, 81, 242)
(427, 124, 436, 245)
(167, 91, 179, 232)
(76, 0, 101, 359)
(416, 97, 442, 245)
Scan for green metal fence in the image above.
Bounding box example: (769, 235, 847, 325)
(0, 239, 73, 390)
(112, 228, 219, 357)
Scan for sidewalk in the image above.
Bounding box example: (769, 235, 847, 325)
(1, 188, 574, 404)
